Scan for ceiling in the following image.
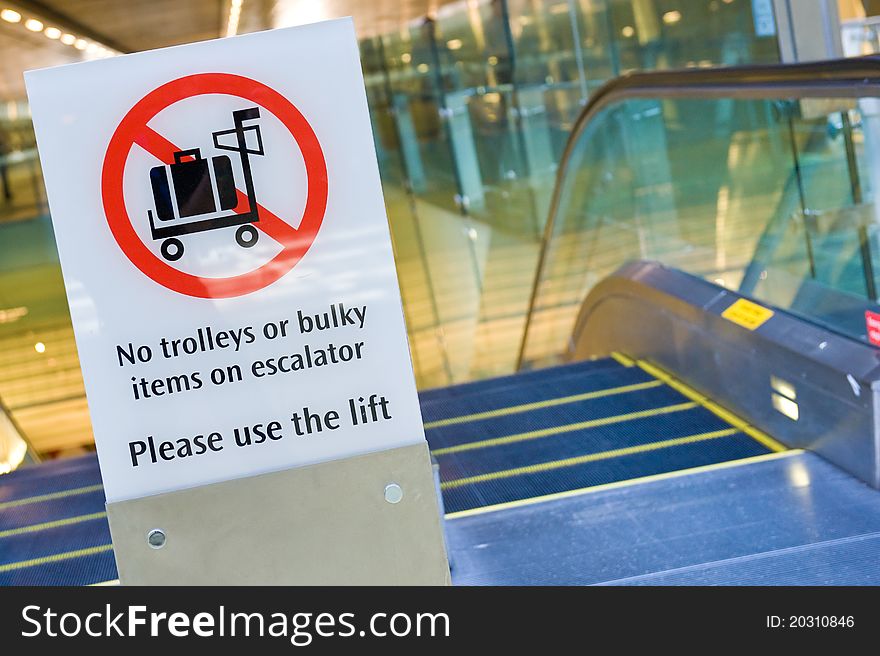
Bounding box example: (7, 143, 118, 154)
(0, 0, 461, 100)
(272, 0, 457, 36)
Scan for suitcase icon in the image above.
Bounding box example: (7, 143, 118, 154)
(150, 149, 238, 220)
(147, 107, 264, 261)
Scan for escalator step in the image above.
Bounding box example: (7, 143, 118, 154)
(0, 489, 106, 532)
(0, 455, 102, 505)
(422, 356, 778, 515)
(0, 547, 116, 586)
(0, 517, 111, 568)
(435, 406, 734, 482)
(421, 364, 654, 425)
(419, 358, 626, 406)
(442, 432, 770, 514)
(426, 384, 697, 451)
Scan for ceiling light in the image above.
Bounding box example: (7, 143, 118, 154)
(621, 25, 635, 38)
(770, 375, 796, 401)
(772, 392, 799, 421)
(0, 8, 21, 23)
(0, 306, 27, 323)
(24, 18, 43, 31)
(0, 438, 27, 475)
(446, 39, 462, 50)
(662, 10, 682, 24)
(74, 38, 87, 50)
(226, 0, 243, 37)
(44, 26, 61, 39)
(401, 52, 411, 63)
(60, 33, 75, 45)
(34, 341, 46, 354)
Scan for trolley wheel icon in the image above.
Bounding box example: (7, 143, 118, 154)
(235, 224, 259, 248)
(161, 238, 185, 262)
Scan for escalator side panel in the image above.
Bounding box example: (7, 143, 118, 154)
(571, 261, 880, 488)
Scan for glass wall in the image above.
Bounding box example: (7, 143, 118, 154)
(520, 93, 880, 366)
(360, 0, 781, 389)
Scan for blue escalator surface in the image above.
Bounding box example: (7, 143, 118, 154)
(422, 357, 775, 515)
(0, 455, 112, 586)
(446, 451, 880, 585)
(2, 356, 878, 585)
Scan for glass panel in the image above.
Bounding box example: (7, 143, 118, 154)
(522, 93, 880, 368)
(0, 103, 48, 223)
(366, 0, 783, 387)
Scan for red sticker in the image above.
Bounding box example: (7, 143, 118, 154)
(866, 310, 880, 346)
(101, 73, 328, 298)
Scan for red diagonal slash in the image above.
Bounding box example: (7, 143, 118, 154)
(134, 125, 298, 245)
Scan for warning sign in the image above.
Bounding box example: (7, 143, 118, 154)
(101, 72, 328, 298)
(722, 298, 774, 331)
(25, 19, 426, 503)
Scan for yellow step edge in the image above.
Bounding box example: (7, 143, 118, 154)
(633, 358, 788, 453)
(445, 449, 804, 520)
(738, 425, 789, 454)
(430, 401, 698, 456)
(0, 483, 104, 512)
(0, 512, 107, 540)
(0, 544, 113, 574)
(441, 427, 737, 490)
(610, 351, 635, 367)
(423, 380, 663, 429)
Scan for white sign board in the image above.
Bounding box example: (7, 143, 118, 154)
(26, 18, 426, 503)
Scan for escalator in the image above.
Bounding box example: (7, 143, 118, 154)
(424, 354, 781, 516)
(0, 351, 790, 585)
(5, 58, 880, 586)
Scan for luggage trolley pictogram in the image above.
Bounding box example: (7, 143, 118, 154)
(147, 107, 264, 261)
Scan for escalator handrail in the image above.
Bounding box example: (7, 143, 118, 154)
(517, 56, 880, 370)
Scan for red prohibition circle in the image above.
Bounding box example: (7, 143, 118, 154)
(102, 73, 328, 298)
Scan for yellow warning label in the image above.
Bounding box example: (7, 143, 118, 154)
(721, 298, 774, 330)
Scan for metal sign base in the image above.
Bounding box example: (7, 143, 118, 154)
(106, 443, 450, 585)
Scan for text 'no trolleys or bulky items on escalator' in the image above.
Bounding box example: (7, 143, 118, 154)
(147, 107, 264, 262)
